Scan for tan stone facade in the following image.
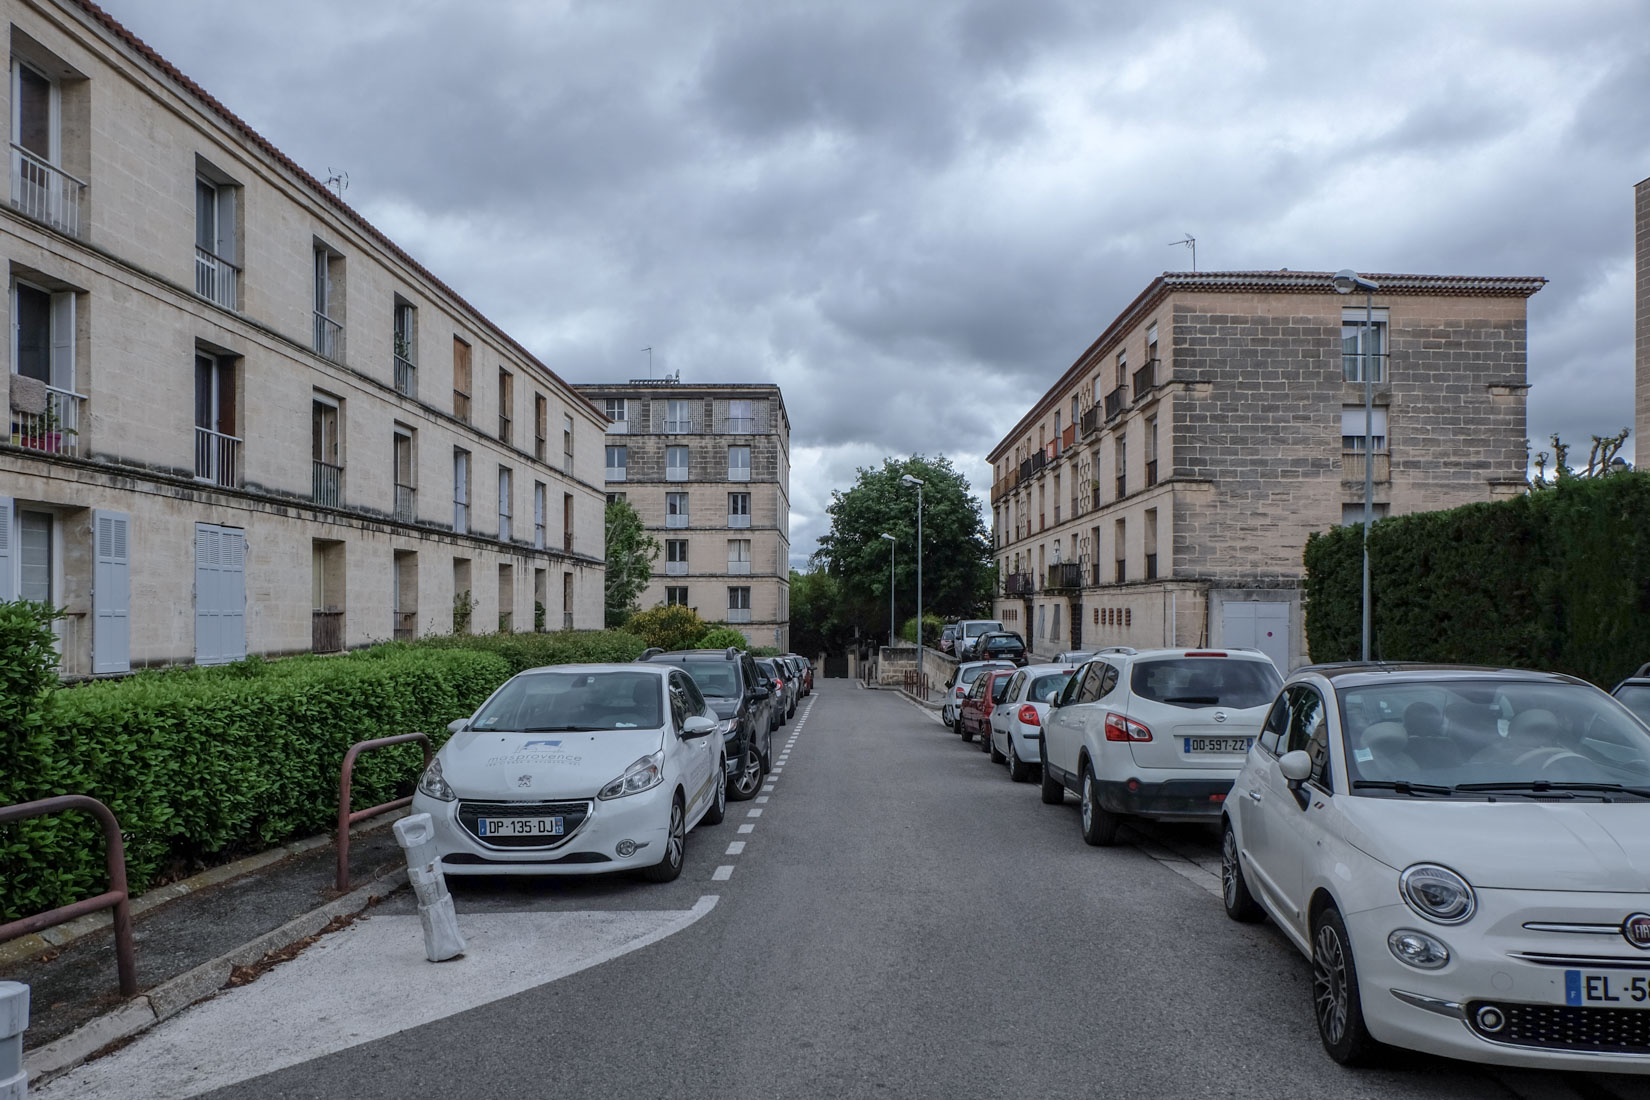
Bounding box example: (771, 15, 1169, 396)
(575, 381, 790, 650)
(1637, 176, 1650, 460)
(987, 271, 1543, 671)
(0, 0, 608, 676)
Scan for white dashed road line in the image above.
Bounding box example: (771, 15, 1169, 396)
(738, 824, 754, 834)
(711, 865, 734, 881)
(746, 808, 763, 818)
(725, 842, 746, 855)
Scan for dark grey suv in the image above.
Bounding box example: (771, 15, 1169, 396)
(639, 647, 774, 800)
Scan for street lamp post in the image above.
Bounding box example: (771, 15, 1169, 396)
(880, 533, 896, 648)
(900, 474, 925, 689)
(1332, 269, 1380, 663)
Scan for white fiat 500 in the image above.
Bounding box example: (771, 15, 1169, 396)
(411, 664, 726, 882)
(987, 665, 1078, 782)
(1223, 664, 1650, 1072)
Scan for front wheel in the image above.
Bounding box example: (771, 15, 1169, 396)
(639, 795, 686, 883)
(728, 742, 763, 800)
(1039, 737, 1064, 804)
(1080, 763, 1122, 847)
(942, 705, 954, 729)
(701, 762, 727, 825)
(1312, 906, 1381, 1066)
(1221, 820, 1264, 922)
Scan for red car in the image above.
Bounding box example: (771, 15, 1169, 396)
(957, 669, 1016, 744)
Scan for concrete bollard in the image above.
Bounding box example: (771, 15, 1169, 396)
(392, 813, 465, 962)
(0, 981, 27, 1100)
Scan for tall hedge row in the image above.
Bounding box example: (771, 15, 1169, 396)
(1304, 473, 1650, 687)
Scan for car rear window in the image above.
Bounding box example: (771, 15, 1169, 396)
(1029, 673, 1073, 703)
(965, 622, 1003, 637)
(960, 665, 990, 685)
(1130, 658, 1281, 710)
(984, 637, 1021, 650)
(649, 657, 740, 698)
(1614, 684, 1650, 726)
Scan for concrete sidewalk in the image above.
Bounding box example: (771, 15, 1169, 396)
(1, 813, 411, 1080)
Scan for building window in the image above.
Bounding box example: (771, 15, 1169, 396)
(534, 393, 547, 461)
(1341, 407, 1390, 485)
(393, 550, 418, 641)
(1145, 416, 1159, 487)
(726, 399, 754, 433)
(17, 509, 52, 603)
(666, 539, 689, 575)
(1114, 434, 1127, 500)
(393, 298, 417, 397)
(563, 492, 574, 553)
(1342, 310, 1388, 383)
(533, 481, 546, 550)
(727, 445, 751, 482)
(666, 491, 689, 528)
(606, 492, 626, 505)
(498, 562, 514, 632)
(563, 414, 574, 470)
(604, 398, 628, 432)
(313, 244, 344, 362)
(498, 368, 513, 444)
(498, 466, 512, 542)
(453, 449, 470, 534)
(1144, 508, 1158, 580)
(393, 426, 416, 522)
(666, 586, 689, 607)
(667, 445, 691, 481)
(728, 538, 751, 575)
(312, 393, 342, 506)
(10, 58, 84, 236)
(728, 585, 752, 623)
(1114, 518, 1126, 584)
(452, 337, 471, 422)
(11, 280, 80, 455)
(194, 352, 240, 487)
(605, 445, 627, 482)
(194, 166, 239, 309)
(664, 399, 694, 434)
(728, 492, 751, 528)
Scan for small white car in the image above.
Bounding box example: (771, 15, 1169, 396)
(1040, 647, 1282, 843)
(411, 663, 725, 882)
(1223, 664, 1650, 1072)
(941, 660, 1016, 728)
(987, 664, 1079, 782)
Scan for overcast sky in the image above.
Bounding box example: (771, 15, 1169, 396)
(98, 0, 1650, 567)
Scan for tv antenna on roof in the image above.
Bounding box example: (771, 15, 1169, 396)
(643, 347, 653, 378)
(1169, 234, 1195, 271)
(324, 168, 349, 197)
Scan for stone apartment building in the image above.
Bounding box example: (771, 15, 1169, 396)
(574, 380, 790, 650)
(0, 0, 609, 676)
(988, 270, 1544, 671)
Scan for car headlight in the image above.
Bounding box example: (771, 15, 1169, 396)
(598, 751, 664, 800)
(716, 718, 738, 736)
(1399, 863, 1476, 925)
(417, 758, 456, 802)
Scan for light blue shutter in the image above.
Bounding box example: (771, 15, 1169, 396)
(92, 509, 130, 673)
(221, 528, 246, 660)
(195, 524, 219, 663)
(50, 291, 74, 391)
(0, 497, 13, 600)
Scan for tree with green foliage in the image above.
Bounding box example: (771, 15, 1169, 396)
(814, 455, 994, 643)
(625, 604, 708, 651)
(789, 567, 850, 657)
(605, 497, 661, 627)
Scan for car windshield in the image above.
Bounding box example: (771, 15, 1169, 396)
(1131, 658, 1281, 709)
(650, 658, 740, 698)
(471, 670, 662, 732)
(1029, 672, 1074, 703)
(1616, 684, 1650, 726)
(965, 623, 1001, 638)
(1341, 679, 1650, 798)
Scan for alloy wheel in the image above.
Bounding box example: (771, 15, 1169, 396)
(715, 769, 727, 816)
(1313, 923, 1349, 1046)
(735, 748, 762, 796)
(1007, 741, 1017, 772)
(666, 801, 685, 870)
(1221, 828, 1240, 908)
(1081, 770, 1094, 832)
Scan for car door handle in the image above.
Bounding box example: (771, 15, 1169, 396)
(1246, 789, 1262, 803)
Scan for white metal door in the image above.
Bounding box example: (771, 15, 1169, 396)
(195, 523, 246, 665)
(1221, 601, 1289, 673)
(92, 509, 130, 673)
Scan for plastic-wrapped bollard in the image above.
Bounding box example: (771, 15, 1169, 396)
(0, 981, 27, 1100)
(393, 814, 466, 962)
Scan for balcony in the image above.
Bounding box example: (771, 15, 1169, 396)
(666, 513, 688, 529)
(727, 560, 751, 575)
(1104, 386, 1127, 420)
(195, 248, 239, 310)
(394, 484, 416, 522)
(666, 560, 688, 576)
(394, 611, 417, 643)
(1146, 460, 1159, 488)
(728, 513, 751, 529)
(1132, 359, 1158, 400)
(395, 356, 417, 398)
(314, 312, 344, 363)
(1018, 457, 1033, 482)
(1079, 405, 1099, 437)
(1003, 572, 1035, 597)
(727, 608, 752, 624)
(312, 461, 342, 506)
(1030, 450, 1048, 475)
(725, 417, 755, 433)
(311, 610, 343, 654)
(1061, 425, 1076, 450)
(663, 419, 697, 433)
(1045, 561, 1083, 591)
(11, 145, 85, 237)
(1341, 451, 1391, 483)
(10, 386, 84, 457)
(194, 426, 241, 487)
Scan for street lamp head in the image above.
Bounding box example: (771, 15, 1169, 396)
(900, 474, 924, 487)
(880, 532, 895, 541)
(1332, 269, 1379, 295)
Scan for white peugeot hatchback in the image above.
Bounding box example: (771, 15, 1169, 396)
(1040, 648, 1282, 843)
(987, 664, 1078, 782)
(1223, 664, 1650, 1072)
(411, 664, 725, 882)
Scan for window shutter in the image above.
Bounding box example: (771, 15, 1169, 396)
(217, 188, 236, 263)
(92, 509, 131, 673)
(49, 291, 74, 391)
(0, 497, 13, 600)
(221, 529, 246, 661)
(195, 524, 219, 664)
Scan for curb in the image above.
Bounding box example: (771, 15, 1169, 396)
(0, 808, 410, 970)
(23, 865, 409, 1083)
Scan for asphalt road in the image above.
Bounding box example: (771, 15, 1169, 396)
(114, 681, 1650, 1098)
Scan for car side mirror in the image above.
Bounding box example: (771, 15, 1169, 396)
(447, 718, 470, 735)
(1279, 749, 1313, 784)
(682, 715, 717, 739)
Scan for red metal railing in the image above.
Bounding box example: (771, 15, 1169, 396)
(0, 795, 137, 996)
(336, 733, 433, 892)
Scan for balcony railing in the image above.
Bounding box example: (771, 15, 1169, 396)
(726, 466, 749, 482)
(666, 513, 688, 528)
(1146, 460, 1159, 487)
(314, 312, 344, 363)
(666, 560, 688, 576)
(606, 466, 627, 482)
(1061, 425, 1076, 450)
(727, 560, 751, 575)
(10, 386, 84, 456)
(394, 611, 417, 643)
(1003, 572, 1035, 597)
(727, 608, 752, 623)
(1104, 386, 1127, 419)
(1030, 450, 1048, 475)
(1132, 359, 1157, 400)
(1018, 457, 1033, 482)
(1045, 561, 1083, 591)
(728, 513, 751, 529)
(394, 356, 416, 398)
(725, 417, 755, 433)
(312, 460, 342, 506)
(606, 419, 629, 434)
(669, 466, 691, 482)
(1079, 406, 1099, 437)
(194, 426, 241, 486)
(11, 145, 84, 237)
(195, 248, 239, 309)
(394, 484, 416, 522)
(663, 419, 697, 433)
(1341, 451, 1391, 483)
(312, 610, 344, 654)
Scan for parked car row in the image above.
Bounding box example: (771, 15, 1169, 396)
(408, 647, 813, 886)
(942, 647, 1650, 1077)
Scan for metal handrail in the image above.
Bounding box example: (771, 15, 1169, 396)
(0, 795, 137, 996)
(336, 733, 433, 892)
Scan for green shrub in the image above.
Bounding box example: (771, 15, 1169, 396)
(624, 605, 707, 651)
(400, 629, 646, 674)
(697, 627, 749, 650)
(899, 613, 945, 645)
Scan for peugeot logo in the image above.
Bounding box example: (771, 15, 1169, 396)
(1623, 914, 1650, 949)
(1213, 711, 1228, 724)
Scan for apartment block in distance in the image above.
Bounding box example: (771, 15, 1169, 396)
(0, 0, 609, 675)
(988, 270, 1544, 671)
(575, 379, 790, 650)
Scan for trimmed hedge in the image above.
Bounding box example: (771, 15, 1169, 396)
(402, 629, 647, 673)
(1304, 473, 1650, 687)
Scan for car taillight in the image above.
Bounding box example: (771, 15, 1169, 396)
(1018, 704, 1041, 726)
(1104, 712, 1152, 742)
(1183, 651, 1226, 658)
(956, 687, 966, 697)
